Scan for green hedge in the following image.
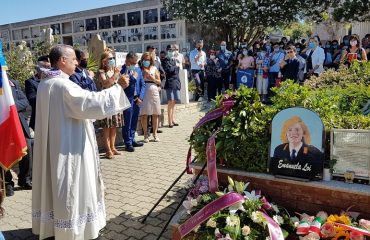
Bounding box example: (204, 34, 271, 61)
(190, 62, 370, 172)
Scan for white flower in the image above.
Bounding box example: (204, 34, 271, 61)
(273, 215, 284, 225)
(251, 211, 264, 224)
(229, 201, 245, 214)
(241, 225, 251, 236)
(243, 190, 261, 200)
(182, 197, 198, 214)
(290, 216, 300, 227)
(226, 215, 239, 227)
(271, 203, 279, 213)
(206, 218, 217, 228)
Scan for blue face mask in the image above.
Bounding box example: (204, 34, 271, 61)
(143, 60, 151, 68)
(260, 52, 266, 57)
(108, 59, 115, 67)
(344, 40, 349, 45)
(296, 48, 301, 52)
(266, 46, 271, 51)
(308, 42, 316, 49)
(127, 65, 135, 71)
(220, 45, 226, 51)
(167, 51, 174, 58)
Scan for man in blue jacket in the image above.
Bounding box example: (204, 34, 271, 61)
(69, 49, 97, 92)
(120, 52, 146, 152)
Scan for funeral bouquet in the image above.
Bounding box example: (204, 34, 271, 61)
(177, 176, 296, 240)
(291, 211, 370, 240)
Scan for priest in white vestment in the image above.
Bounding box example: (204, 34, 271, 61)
(32, 45, 130, 240)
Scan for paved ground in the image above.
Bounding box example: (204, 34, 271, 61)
(1, 106, 206, 240)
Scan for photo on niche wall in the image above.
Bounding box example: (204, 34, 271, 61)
(269, 107, 325, 180)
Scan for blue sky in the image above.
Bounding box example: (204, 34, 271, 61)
(0, 0, 137, 25)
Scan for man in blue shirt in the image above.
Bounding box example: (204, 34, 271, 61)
(69, 49, 97, 92)
(189, 40, 207, 101)
(120, 52, 146, 152)
(217, 41, 233, 90)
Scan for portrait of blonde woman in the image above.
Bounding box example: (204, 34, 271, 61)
(273, 116, 322, 162)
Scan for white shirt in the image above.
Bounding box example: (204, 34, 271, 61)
(305, 47, 325, 75)
(289, 142, 303, 158)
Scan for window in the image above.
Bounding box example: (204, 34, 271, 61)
(160, 8, 173, 22)
(112, 14, 125, 28)
(51, 24, 60, 35)
(73, 20, 85, 33)
(86, 18, 97, 31)
(127, 11, 141, 26)
(99, 16, 111, 30)
(143, 9, 158, 24)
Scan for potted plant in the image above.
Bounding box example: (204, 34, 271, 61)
(323, 158, 337, 181)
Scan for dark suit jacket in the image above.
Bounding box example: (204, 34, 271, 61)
(10, 79, 31, 139)
(162, 57, 181, 90)
(25, 76, 39, 130)
(69, 67, 97, 92)
(120, 65, 146, 101)
(273, 142, 323, 163)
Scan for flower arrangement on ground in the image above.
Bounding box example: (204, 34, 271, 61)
(177, 176, 370, 240)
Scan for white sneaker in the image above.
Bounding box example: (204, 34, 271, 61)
(143, 138, 149, 143)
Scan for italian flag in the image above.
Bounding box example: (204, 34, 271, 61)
(0, 64, 27, 171)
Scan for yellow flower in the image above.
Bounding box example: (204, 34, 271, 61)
(333, 230, 350, 240)
(327, 214, 351, 225)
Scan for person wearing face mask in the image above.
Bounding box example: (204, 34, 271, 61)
(342, 35, 350, 48)
(304, 37, 325, 79)
(70, 49, 97, 92)
(217, 41, 233, 90)
(268, 42, 285, 96)
(189, 40, 207, 101)
(206, 49, 223, 100)
(140, 52, 162, 142)
(255, 47, 270, 103)
(120, 52, 146, 152)
(236, 49, 255, 88)
(172, 44, 185, 69)
(162, 46, 181, 127)
(340, 34, 367, 65)
(95, 48, 124, 159)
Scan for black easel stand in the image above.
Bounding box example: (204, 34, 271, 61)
(155, 162, 207, 240)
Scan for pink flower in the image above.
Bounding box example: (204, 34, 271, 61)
(321, 223, 336, 238)
(350, 231, 364, 240)
(359, 219, 370, 230)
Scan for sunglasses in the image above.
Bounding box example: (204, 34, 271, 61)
(286, 50, 294, 54)
(108, 57, 115, 60)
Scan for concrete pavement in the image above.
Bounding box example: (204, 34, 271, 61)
(1, 103, 208, 240)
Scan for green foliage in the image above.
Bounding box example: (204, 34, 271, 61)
(190, 62, 370, 172)
(282, 21, 313, 41)
(4, 42, 34, 89)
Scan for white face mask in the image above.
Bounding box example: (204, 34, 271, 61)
(210, 55, 215, 60)
(350, 41, 357, 47)
(243, 50, 248, 56)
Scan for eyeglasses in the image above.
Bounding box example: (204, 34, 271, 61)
(108, 57, 115, 60)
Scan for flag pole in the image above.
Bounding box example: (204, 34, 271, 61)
(1, 167, 5, 196)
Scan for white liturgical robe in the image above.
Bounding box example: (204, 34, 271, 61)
(32, 71, 130, 240)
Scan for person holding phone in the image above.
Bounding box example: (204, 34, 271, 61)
(120, 52, 146, 152)
(189, 40, 207, 101)
(95, 48, 124, 159)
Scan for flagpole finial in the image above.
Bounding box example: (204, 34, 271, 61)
(0, 40, 8, 71)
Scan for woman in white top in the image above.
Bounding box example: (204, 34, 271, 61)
(140, 52, 162, 142)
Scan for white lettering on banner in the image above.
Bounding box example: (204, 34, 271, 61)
(277, 160, 312, 172)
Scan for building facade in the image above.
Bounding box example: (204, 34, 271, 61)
(0, 0, 189, 53)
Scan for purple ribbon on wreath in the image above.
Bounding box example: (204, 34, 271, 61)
(186, 98, 235, 175)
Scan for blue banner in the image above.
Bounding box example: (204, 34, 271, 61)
(236, 69, 254, 88)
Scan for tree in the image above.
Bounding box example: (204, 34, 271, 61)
(162, 0, 370, 46)
(4, 41, 34, 89)
(283, 21, 313, 41)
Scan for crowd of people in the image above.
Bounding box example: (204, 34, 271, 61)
(3, 44, 184, 196)
(183, 34, 370, 103)
(2, 32, 370, 239)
